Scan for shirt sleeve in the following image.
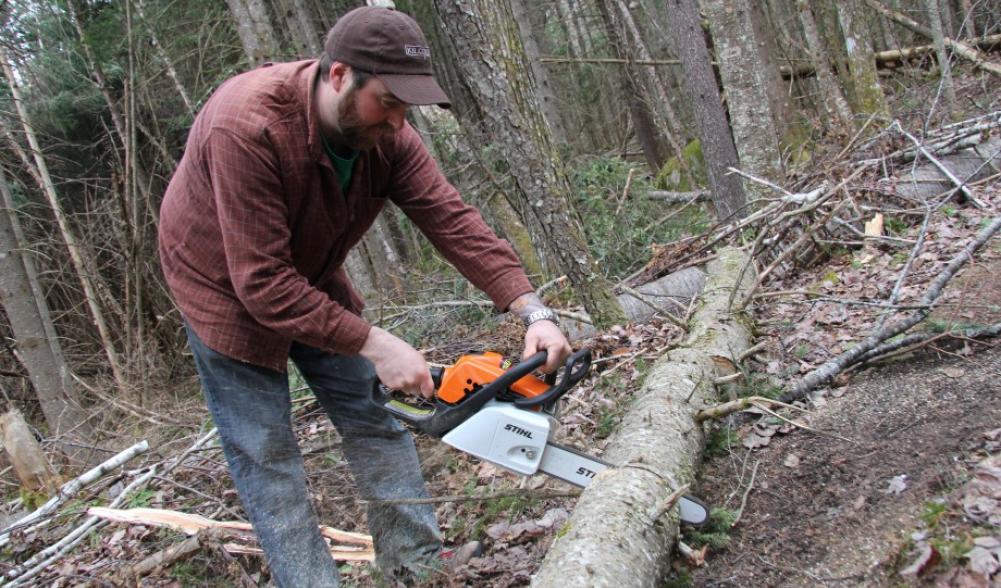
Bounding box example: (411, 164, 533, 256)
(204, 127, 371, 354)
(386, 124, 534, 311)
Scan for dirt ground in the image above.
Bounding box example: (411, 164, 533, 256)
(690, 345, 1001, 587)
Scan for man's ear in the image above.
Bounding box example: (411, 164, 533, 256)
(329, 62, 350, 93)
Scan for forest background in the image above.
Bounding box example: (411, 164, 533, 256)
(0, 0, 999, 585)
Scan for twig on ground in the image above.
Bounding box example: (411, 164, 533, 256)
(732, 460, 759, 527)
(0, 440, 150, 548)
(4, 466, 159, 586)
(783, 215, 1001, 402)
(892, 121, 984, 207)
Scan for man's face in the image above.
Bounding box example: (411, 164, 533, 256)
(332, 73, 408, 150)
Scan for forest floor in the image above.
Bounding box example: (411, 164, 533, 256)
(3, 70, 1001, 587)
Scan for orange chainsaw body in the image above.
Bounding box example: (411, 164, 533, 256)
(436, 352, 549, 404)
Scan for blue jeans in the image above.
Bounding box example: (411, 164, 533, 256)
(185, 325, 441, 587)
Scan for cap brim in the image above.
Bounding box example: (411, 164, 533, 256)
(378, 73, 451, 109)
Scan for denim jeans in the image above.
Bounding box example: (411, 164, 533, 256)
(185, 325, 442, 587)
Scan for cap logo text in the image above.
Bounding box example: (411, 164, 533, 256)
(405, 45, 430, 59)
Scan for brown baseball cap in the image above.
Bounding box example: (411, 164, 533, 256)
(325, 6, 451, 108)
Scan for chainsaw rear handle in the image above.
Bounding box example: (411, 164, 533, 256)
(372, 351, 549, 437)
(513, 348, 591, 409)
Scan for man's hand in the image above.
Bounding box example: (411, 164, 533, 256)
(358, 326, 434, 399)
(523, 319, 572, 373)
(509, 292, 571, 373)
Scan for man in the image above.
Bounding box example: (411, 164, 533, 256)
(158, 6, 570, 586)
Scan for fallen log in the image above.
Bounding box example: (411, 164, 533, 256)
(562, 266, 707, 340)
(532, 247, 754, 587)
(864, 0, 1001, 77)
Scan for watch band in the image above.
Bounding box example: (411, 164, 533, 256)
(523, 308, 559, 327)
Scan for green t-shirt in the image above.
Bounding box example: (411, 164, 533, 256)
(321, 136, 359, 192)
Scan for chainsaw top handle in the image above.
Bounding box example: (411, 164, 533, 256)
(371, 349, 591, 437)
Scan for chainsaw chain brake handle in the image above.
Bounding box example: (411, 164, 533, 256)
(371, 349, 591, 437)
(513, 348, 591, 409)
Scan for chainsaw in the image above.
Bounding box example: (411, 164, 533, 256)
(371, 349, 709, 526)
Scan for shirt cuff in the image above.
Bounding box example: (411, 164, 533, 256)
(484, 269, 535, 312)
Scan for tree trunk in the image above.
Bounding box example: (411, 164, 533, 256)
(430, 0, 627, 327)
(1, 48, 129, 394)
(0, 171, 91, 444)
(595, 0, 668, 173)
(532, 248, 754, 587)
(1, 410, 61, 500)
(664, 0, 748, 222)
(224, 0, 281, 63)
(924, 0, 958, 116)
(797, 0, 854, 129)
(509, 0, 569, 145)
(484, 191, 544, 279)
(615, 0, 690, 174)
(703, 0, 784, 200)
(836, 0, 890, 119)
(957, 0, 977, 37)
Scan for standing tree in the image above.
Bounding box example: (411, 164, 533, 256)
(836, 0, 890, 120)
(1, 48, 129, 394)
(924, 0, 958, 116)
(427, 0, 628, 327)
(797, 0, 854, 130)
(595, 0, 669, 173)
(703, 0, 784, 199)
(0, 170, 92, 446)
(665, 0, 748, 222)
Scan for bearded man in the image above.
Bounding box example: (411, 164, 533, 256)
(158, 6, 569, 587)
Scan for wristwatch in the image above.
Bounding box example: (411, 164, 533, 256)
(523, 308, 559, 327)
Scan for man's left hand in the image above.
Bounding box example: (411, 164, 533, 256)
(523, 319, 571, 373)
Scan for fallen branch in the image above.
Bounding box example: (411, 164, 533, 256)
(783, 215, 1001, 402)
(646, 190, 708, 203)
(87, 506, 374, 561)
(694, 396, 809, 422)
(864, 0, 1001, 77)
(0, 439, 149, 548)
(858, 321, 1001, 364)
(892, 121, 984, 207)
(4, 466, 159, 586)
(121, 531, 203, 578)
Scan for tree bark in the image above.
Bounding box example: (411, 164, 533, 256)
(615, 0, 690, 174)
(1, 48, 129, 394)
(595, 0, 668, 173)
(925, 0, 958, 115)
(430, 0, 628, 327)
(703, 0, 784, 200)
(836, 0, 890, 119)
(797, 0, 854, 129)
(532, 247, 754, 587)
(664, 0, 748, 222)
(509, 0, 569, 145)
(224, 0, 281, 63)
(0, 171, 91, 443)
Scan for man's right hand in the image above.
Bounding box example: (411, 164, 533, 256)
(359, 326, 435, 399)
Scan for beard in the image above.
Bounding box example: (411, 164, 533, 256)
(333, 88, 396, 150)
